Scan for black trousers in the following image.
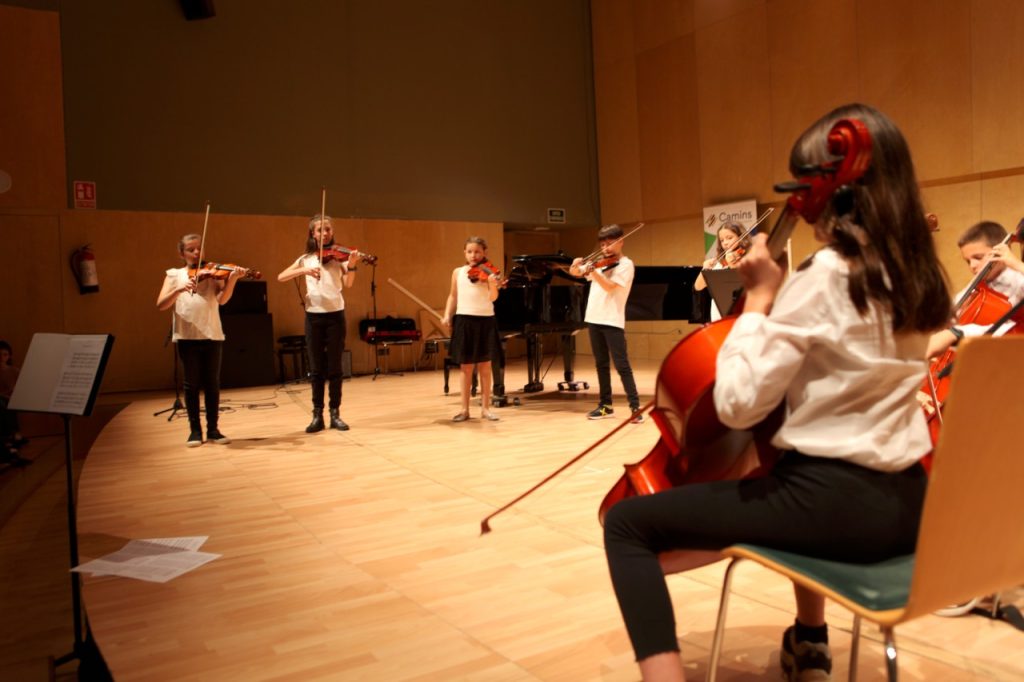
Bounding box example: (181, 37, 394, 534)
(0, 396, 19, 441)
(306, 310, 346, 411)
(588, 323, 640, 410)
(176, 340, 223, 431)
(603, 452, 927, 661)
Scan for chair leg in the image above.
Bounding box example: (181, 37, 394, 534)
(706, 558, 743, 682)
(848, 614, 861, 682)
(882, 626, 898, 682)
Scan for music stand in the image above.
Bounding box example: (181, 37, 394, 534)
(9, 333, 115, 676)
(702, 269, 745, 317)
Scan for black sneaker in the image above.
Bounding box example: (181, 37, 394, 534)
(207, 429, 232, 444)
(187, 430, 203, 448)
(630, 409, 644, 424)
(780, 625, 832, 681)
(587, 405, 614, 420)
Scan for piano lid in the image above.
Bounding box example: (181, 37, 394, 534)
(625, 266, 701, 321)
(506, 251, 584, 286)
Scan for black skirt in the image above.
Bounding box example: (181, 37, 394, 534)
(449, 314, 499, 365)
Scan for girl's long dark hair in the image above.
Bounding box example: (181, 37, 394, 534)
(791, 103, 951, 333)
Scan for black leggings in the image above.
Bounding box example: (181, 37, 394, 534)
(177, 340, 223, 431)
(306, 310, 346, 410)
(603, 452, 927, 661)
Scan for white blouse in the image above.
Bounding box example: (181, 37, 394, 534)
(167, 267, 224, 342)
(299, 255, 347, 313)
(713, 248, 931, 472)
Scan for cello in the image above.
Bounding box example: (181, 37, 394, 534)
(596, 117, 873, 523)
(479, 118, 873, 534)
(920, 217, 1024, 444)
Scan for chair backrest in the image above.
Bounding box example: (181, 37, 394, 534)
(905, 336, 1024, 619)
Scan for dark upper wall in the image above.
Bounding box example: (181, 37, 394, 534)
(59, 0, 600, 226)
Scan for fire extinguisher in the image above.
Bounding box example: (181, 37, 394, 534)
(70, 244, 100, 294)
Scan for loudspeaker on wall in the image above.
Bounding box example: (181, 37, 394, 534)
(180, 0, 216, 21)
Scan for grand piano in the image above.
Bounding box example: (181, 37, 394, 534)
(494, 252, 587, 393)
(493, 253, 701, 394)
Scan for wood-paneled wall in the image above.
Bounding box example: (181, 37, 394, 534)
(590, 0, 1024, 359)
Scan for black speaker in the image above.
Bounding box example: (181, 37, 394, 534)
(221, 280, 267, 315)
(180, 0, 216, 20)
(221, 314, 276, 388)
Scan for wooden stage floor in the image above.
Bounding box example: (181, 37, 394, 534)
(8, 359, 1023, 680)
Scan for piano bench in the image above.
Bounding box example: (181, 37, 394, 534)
(421, 338, 451, 371)
(374, 340, 414, 374)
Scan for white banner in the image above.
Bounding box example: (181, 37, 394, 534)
(702, 199, 758, 257)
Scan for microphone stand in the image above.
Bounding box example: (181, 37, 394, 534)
(153, 324, 184, 420)
(368, 262, 402, 380)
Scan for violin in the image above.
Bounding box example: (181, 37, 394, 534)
(189, 261, 262, 281)
(321, 244, 378, 266)
(480, 119, 873, 534)
(589, 255, 620, 271)
(467, 260, 506, 285)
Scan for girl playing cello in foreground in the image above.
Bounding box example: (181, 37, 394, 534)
(603, 103, 951, 681)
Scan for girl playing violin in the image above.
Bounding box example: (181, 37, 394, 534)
(277, 214, 361, 433)
(926, 220, 1024, 358)
(441, 236, 501, 422)
(603, 103, 950, 682)
(693, 221, 752, 322)
(156, 233, 244, 447)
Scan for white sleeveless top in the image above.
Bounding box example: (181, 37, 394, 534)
(455, 265, 495, 317)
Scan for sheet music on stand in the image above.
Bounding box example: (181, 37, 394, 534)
(8, 332, 114, 673)
(9, 333, 114, 417)
(702, 269, 745, 317)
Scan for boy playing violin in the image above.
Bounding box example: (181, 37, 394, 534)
(570, 224, 642, 423)
(157, 233, 243, 447)
(926, 220, 1024, 358)
(278, 214, 362, 434)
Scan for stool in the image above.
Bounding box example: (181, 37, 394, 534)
(374, 340, 413, 375)
(421, 338, 451, 370)
(277, 335, 308, 383)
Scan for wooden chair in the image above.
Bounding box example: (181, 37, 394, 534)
(707, 336, 1024, 681)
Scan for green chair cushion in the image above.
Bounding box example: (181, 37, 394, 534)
(732, 544, 914, 613)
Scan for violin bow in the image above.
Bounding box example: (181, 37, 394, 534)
(191, 200, 212, 295)
(387, 278, 443, 322)
(318, 186, 327, 263)
(713, 207, 775, 265)
(581, 221, 646, 267)
(480, 399, 654, 534)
